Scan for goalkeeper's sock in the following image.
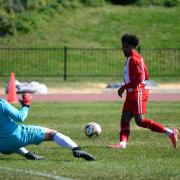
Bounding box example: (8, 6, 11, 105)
(53, 132, 78, 149)
(16, 147, 29, 156)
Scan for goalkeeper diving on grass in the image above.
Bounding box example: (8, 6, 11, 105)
(0, 93, 95, 161)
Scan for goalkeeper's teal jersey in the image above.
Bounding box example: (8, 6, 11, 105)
(0, 99, 29, 135)
(0, 99, 45, 154)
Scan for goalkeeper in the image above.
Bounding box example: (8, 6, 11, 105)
(0, 93, 95, 161)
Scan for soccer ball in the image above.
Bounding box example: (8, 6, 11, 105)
(84, 122, 101, 137)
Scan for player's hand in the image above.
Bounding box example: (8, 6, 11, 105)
(118, 86, 125, 97)
(21, 93, 32, 107)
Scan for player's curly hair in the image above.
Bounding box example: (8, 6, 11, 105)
(121, 34, 139, 48)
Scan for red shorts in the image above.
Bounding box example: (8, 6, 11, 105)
(123, 89, 149, 115)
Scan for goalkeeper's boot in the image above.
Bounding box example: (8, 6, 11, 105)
(72, 147, 95, 161)
(169, 128, 179, 148)
(25, 152, 44, 160)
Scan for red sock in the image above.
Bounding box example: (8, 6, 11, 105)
(119, 122, 130, 142)
(141, 118, 166, 133)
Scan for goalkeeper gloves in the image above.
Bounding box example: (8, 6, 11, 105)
(20, 93, 32, 108)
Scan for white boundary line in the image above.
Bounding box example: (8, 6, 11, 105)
(0, 166, 74, 180)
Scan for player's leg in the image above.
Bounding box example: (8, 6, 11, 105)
(16, 147, 44, 160)
(134, 114, 179, 148)
(109, 93, 134, 149)
(43, 128, 95, 161)
(134, 89, 178, 148)
(19, 125, 95, 161)
(119, 112, 134, 148)
(134, 90, 165, 132)
(109, 112, 133, 149)
(134, 114, 166, 133)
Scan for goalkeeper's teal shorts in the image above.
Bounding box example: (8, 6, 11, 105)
(0, 124, 45, 154)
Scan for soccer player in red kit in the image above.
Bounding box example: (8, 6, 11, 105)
(110, 34, 179, 149)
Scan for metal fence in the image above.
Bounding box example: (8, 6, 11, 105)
(0, 47, 179, 80)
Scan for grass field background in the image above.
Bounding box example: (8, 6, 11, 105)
(0, 101, 179, 179)
(0, 5, 179, 84)
(0, 5, 179, 49)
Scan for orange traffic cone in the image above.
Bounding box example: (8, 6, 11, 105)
(7, 72, 18, 103)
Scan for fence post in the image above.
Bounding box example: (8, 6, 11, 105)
(64, 46, 67, 81)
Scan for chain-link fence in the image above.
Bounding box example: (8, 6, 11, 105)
(0, 47, 179, 81)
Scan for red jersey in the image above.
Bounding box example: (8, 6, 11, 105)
(122, 50, 149, 92)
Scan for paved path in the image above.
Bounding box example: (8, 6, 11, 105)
(34, 93, 180, 102)
(1, 93, 180, 102)
(1, 93, 179, 102)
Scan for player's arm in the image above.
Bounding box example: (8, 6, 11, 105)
(2, 93, 32, 122)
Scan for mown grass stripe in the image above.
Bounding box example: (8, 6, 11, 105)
(0, 166, 74, 180)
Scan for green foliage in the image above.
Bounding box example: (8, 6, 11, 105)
(0, 0, 179, 37)
(80, 0, 106, 6)
(0, 0, 81, 36)
(109, 0, 139, 5)
(0, 4, 179, 48)
(108, 0, 179, 6)
(164, 0, 179, 7)
(0, 11, 15, 36)
(58, 0, 80, 8)
(15, 13, 37, 33)
(0, 0, 26, 13)
(136, 0, 179, 7)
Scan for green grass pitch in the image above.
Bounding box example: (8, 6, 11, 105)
(0, 101, 179, 179)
